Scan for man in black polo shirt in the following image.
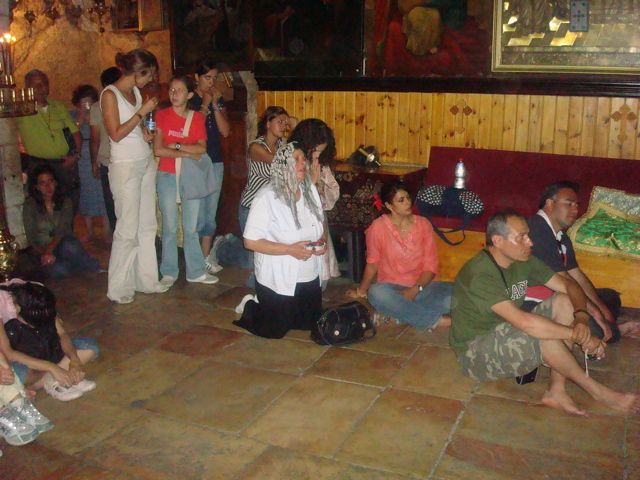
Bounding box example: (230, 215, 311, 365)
(526, 181, 640, 343)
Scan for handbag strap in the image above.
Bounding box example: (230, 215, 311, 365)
(426, 215, 471, 246)
(483, 249, 510, 295)
(174, 110, 195, 204)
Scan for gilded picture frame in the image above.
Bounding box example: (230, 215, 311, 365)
(492, 0, 640, 73)
(115, 0, 165, 32)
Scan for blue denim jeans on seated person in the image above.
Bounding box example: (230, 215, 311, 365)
(157, 171, 206, 280)
(196, 158, 224, 238)
(216, 204, 254, 270)
(44, 235, 100, 278)
(367, 280, 453, 330)
(12, 337, 99, 385)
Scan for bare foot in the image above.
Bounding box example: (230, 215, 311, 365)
(594, 388, 640, 414)
(437, 314, 451, 328)
(542, 388, 587, 416)
(619, 321, 640, 336)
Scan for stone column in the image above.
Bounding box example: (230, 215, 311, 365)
(0, 0, 26, 247)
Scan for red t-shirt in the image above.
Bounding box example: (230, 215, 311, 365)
(156, 107, 207, 173)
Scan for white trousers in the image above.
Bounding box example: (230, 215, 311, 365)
(107, 157, 161, 301)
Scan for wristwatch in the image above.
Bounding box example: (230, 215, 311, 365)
(175, 143, 181, 150)
(415, 284, 424, 292)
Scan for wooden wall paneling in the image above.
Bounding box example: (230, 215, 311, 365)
(431, 93, 445, 148)
(490, 94, 505, 150)
(314, 91, 326, 121)
(324, 91, 335, 138)
(553, 96, 570, 154)
(384, 92, 399, 162)
(514, 94, 531, 152)
(292, 91, 305, 123)
(566, 96, 584, 156)
(464, 94, 479, 149)
(406, 92, 421, 162)
(580, 96, 598, 157)
(477, 94, 492, 150)
(593, 96, 611, 158)
(332, 92, 342, 158)
(365, 92, 379, 151)
(620, 98, 638, 160)
(257, 92, 266, 117)
(539, 96, 557, 153)
(354, 92, 367, 152)
(502, 95, 518, 151)
(420, 93, 433, 163)
(303, 91, 315, 120)
(607, 97, 626, 159)
(441, 93, 456, 147)
(396, 93, 411, 163)
(526, 95, 542, 153)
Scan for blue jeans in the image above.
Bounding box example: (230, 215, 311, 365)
(196, 159, 224, 237)
(44, 235, 100, 278)
(368, 280, 453, 330)
(157, 171, 206, 280)
(12, 337, 99, 385)
(217, 204, 254, 270)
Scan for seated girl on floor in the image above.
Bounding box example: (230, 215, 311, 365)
(0, 281, 99, 402)
(346, 179, 453, 329)
(0, 349, 52, 448)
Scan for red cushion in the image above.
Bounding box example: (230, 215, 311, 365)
(425, 147, 640, 232)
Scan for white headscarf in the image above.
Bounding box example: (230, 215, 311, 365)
(270, 142, 323, 229)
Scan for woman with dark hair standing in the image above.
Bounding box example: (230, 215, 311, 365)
(213, 106, 298, 273)
(346, 179, 453, 329)
(288, 118, 340, 289)
(187, 60, 230, 270)
(23, 165, 101, 278)
(100, 48, 165, 304)
(71, 84, 109, 243)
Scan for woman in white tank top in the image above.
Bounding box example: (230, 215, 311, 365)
(100, 49, 165, 305)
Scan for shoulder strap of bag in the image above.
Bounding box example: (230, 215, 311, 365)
(174, 110, 196, 204)
(483, 249, 509, 294)
(426, 215, 470, 246)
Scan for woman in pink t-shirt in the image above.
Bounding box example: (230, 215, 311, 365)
(153, 76, 218, 287)
(347, 179, 453, 329)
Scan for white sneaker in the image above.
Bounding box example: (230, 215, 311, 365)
(235, 294, 257, 314)
(43, 373, 83, 402)
(160, 275, 176, 287)
(210, 235, 228, 264)
(73, 379, 97, 393)
(187, 273, 219, 285)
(12, 397, 54, 433)
(205, 258, 223, 274)
(0, 406, 39, 446)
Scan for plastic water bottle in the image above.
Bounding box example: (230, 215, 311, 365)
(454, 159, 466, 189)
(145, 110, 156, 134)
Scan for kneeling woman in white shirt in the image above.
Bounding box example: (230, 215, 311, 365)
(233, 143, 326, 339)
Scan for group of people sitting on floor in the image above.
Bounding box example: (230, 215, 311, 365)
(5, 46, 640, 453)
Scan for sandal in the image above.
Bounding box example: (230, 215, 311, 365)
(43, 374, 83, 401)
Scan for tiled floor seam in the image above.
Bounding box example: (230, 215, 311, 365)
(329, 385, 388, 459)
(426, 382, 480, 480)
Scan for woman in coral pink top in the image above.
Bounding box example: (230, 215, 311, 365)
(347, 180, 453, 328)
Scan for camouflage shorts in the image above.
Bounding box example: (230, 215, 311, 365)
(457, 299, 553, 381)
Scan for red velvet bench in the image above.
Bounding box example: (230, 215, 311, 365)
(425, 146, 640, 307)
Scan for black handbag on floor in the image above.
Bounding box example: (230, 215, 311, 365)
(311, 301, 376, 346)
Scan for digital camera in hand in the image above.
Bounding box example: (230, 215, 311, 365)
(303, 241, 325, 252)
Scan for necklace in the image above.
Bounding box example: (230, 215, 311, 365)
(391, 215, 413, 233)
(39, 104, 55, 140)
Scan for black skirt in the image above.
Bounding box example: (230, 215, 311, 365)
(233, 277, 322, 339)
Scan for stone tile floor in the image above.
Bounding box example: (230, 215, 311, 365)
(3, 240, 640, 479)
